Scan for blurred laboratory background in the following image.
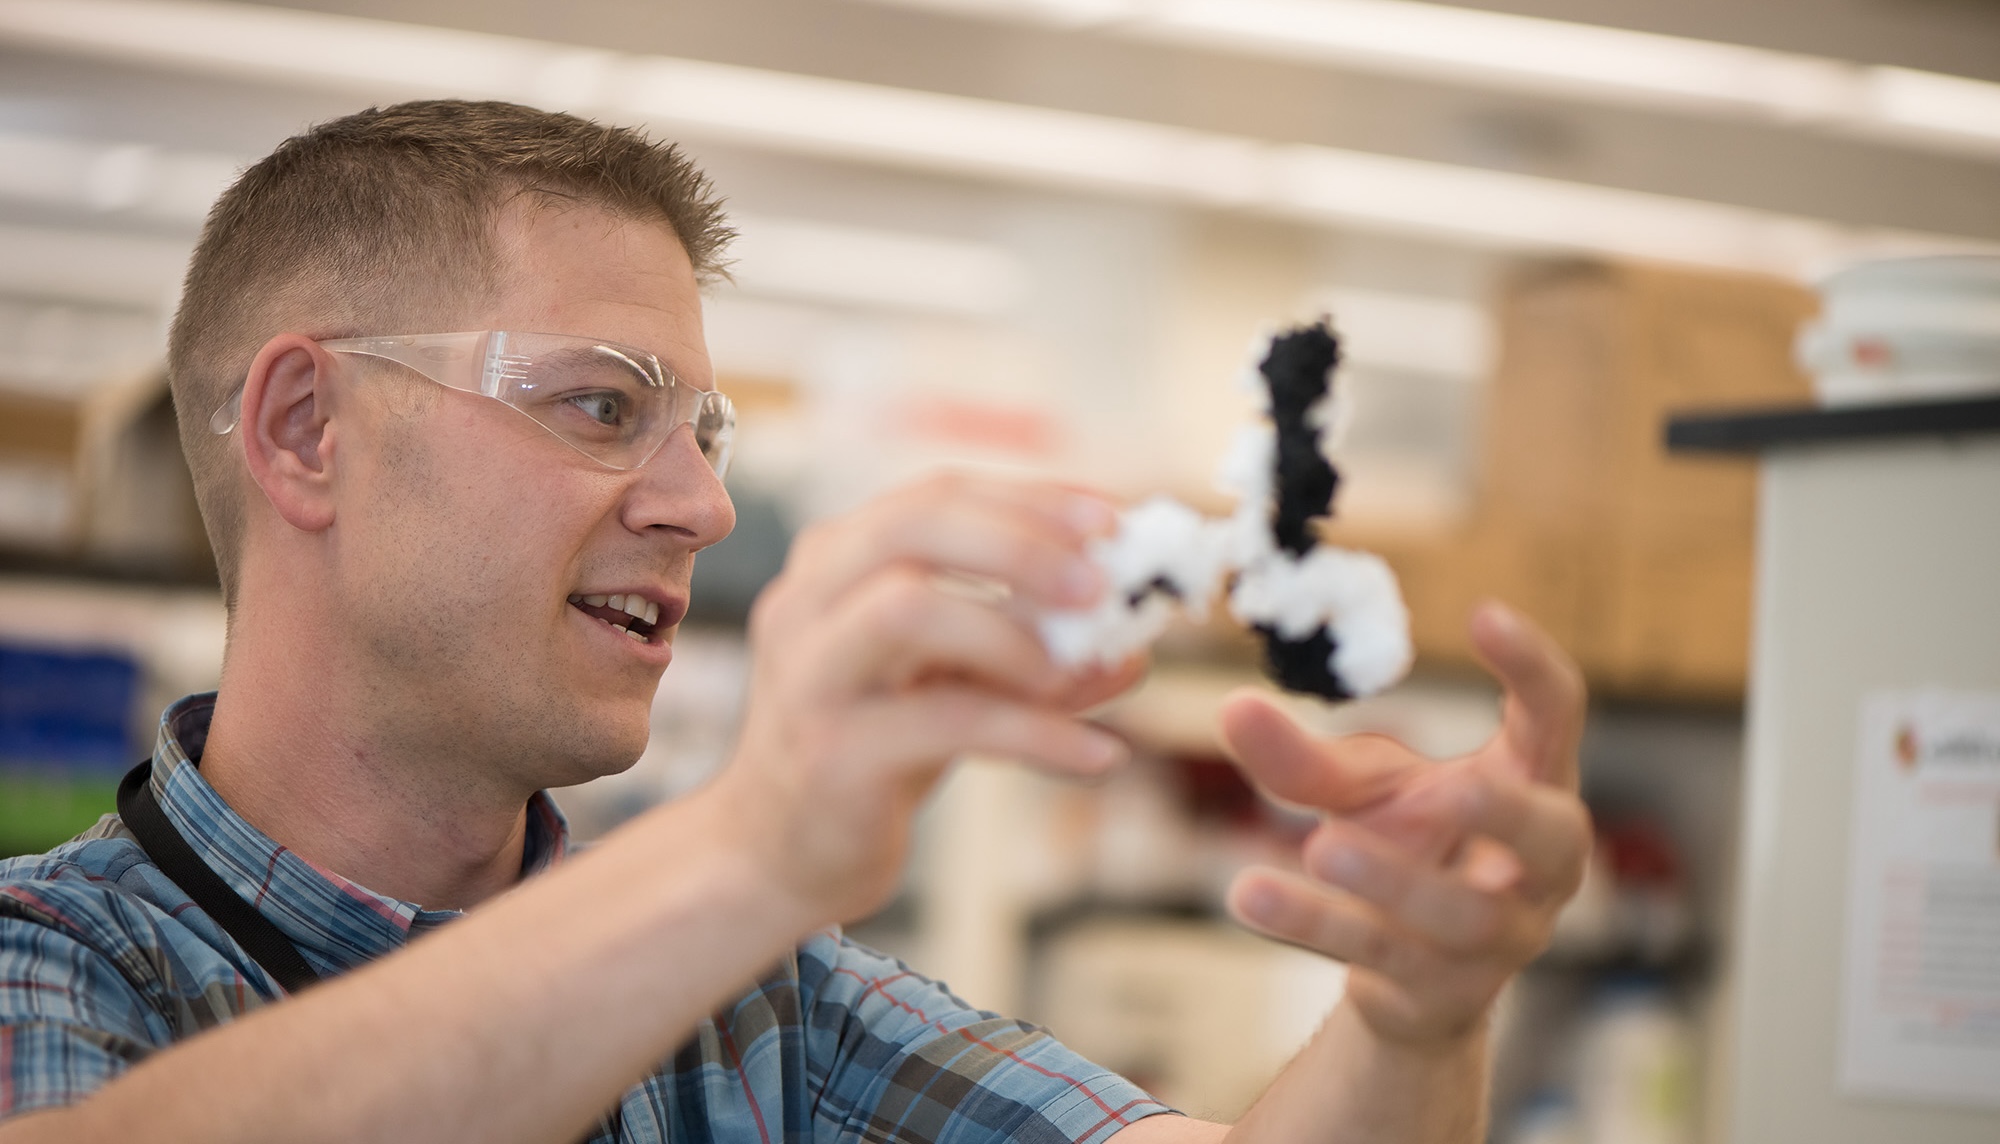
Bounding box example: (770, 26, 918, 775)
(3, 1, 1999, 1142)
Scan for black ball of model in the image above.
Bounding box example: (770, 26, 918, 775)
(1252, 319, 1351, 700)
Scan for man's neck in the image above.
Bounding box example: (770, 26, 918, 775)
(196, 642, 536, 913)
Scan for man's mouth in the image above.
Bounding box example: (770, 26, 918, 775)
(567, 593, 660, 643)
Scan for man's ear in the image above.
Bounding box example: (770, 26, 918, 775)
(239, 333, 339, 534)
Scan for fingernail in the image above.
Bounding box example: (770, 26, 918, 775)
(1066, 496, 1119, 536)
(1317, 845, 1368, 886)
(1085, 731, 1128, 770)
(1235, 881, 1280, 924)
(1060, 558, 1103, 604)
(1479, 600, 1520, 634)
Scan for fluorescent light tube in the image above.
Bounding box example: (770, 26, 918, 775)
(860, 0, 2000, 158)
(1866, 67, 2000, 151)
(0, 0, 1984, 279)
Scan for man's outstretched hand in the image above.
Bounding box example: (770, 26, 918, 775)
(1219, 602, 1592, 1049)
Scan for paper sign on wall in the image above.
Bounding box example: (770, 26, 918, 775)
(1840, 689, 2000, 1107)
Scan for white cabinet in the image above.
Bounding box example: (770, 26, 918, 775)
(1673, 401, 2000, 1143)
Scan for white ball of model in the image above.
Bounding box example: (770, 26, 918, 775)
(1037, 319, 1413, 700)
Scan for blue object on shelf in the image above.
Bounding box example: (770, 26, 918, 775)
(0, 641, 143, 774)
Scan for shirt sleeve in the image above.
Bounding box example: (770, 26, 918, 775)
(0, 882, 169, 1119)
(796, 932, 1176, 1144)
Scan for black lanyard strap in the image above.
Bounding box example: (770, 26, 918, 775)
(117, 760, 322, 995)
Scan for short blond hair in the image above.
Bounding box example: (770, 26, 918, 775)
(167, 100, 734, 606)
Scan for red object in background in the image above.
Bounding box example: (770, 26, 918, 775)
(1597, 816, 1681, 889)
(1167, 754, 1269, 829)
(1850, 336, 1894, 370)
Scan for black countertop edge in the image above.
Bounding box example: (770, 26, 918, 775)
(1666, 395, 2000, 454)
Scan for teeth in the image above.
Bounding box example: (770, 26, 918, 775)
(572, 591, 660, 630)
(623, 627, 646, 642)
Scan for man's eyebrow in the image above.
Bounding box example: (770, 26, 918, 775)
(535, 342, 659, 378)
(564, 341, 719, 393)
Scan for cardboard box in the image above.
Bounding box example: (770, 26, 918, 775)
(0, 370, 214, 579)
(1326, 259, 1817, 702)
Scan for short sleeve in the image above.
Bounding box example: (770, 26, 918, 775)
(0, 885, 168, 1119)
(796, 933, 1175, 1144)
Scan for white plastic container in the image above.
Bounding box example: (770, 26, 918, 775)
(1796, 255, 2000, 406)
(1573, 978, 1696, 1144)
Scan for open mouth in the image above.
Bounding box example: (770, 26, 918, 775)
(567, 593, 660, 643)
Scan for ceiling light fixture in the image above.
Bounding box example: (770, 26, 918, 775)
(861, 0, 2000, 158)
(0, 0, 1981, 280)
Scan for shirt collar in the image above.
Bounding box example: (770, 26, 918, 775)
(149, 693, 572, 978)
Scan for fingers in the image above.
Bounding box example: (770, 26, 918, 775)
(1218, 689, 1423, 813)
(775, 473, 1118, 622)
(842, 686, 1131, 782)
(804, 565, 1066, 699)
(1227, 868, 1502, 1026)
(1343, 770, 1476, 864)
(1468, 602, 1587, 788)
(1226, 839, 1538, 1043)
(1209, 609, 1594, 1049)
(1346, 764, 1592, 902)
(781, 563, 1154, 710)
(1300, 820, 1542, 958)
(722, 473, 1137, 927)
(1047, 653, 1149, 714)
(1229, 867, 1402, 971)
(1449, 769, 1593, 902)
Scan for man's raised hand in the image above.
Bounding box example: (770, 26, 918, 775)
(1218, 602, 1592, 1048)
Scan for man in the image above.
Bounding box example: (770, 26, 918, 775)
(0, 101, 1590, 1143)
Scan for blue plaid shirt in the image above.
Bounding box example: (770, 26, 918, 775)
(0, 694, 1172, 1141)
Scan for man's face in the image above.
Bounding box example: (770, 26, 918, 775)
(328, 201, 735, 792)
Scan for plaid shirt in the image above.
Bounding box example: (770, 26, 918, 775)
(0, 694, 1172, 1142)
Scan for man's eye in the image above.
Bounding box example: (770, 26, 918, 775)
(566, 391, 631, 426)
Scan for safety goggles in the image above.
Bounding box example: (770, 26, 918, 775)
(210, 330, 735, 477)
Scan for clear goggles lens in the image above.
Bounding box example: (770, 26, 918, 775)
(211, 331, 735, 478)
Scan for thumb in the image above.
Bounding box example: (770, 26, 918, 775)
(1218, 689, 1421, 813)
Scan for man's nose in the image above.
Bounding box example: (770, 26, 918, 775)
(622, 426, 737, 549)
